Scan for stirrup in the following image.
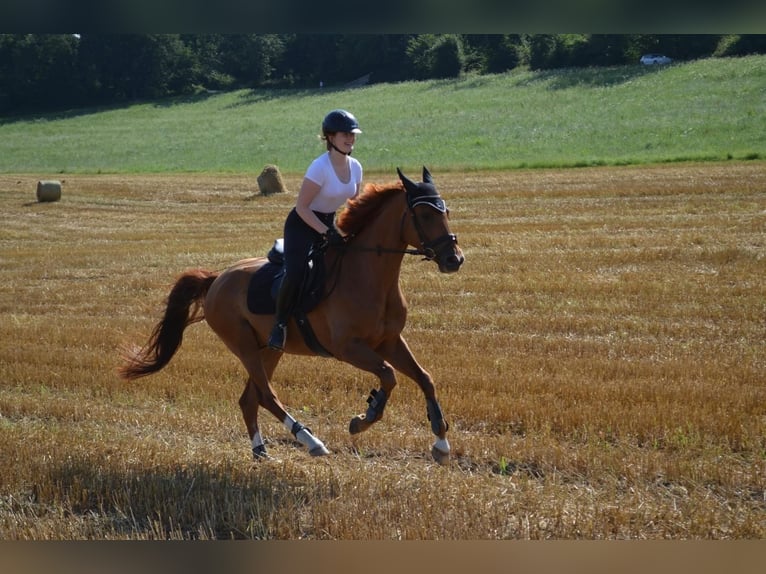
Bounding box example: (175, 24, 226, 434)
(267, 323, 286, 351)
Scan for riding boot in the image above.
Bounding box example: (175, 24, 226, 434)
(267, 275, 301, 351)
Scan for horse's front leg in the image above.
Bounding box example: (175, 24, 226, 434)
(379, 335, 450, 465)
(337, 342, 398, 435)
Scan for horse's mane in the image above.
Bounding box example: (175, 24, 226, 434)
(336, 181, 404, 236)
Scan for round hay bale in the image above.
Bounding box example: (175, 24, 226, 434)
(36, 180, 62, 202)
(257, 165, 287, 196)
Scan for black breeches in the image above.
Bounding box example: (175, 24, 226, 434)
(282, 208, 334, 280)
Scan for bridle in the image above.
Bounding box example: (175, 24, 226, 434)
(406, 193, 458, 261)
(320, 168, 459, 298)
(336, 189, 458, 261)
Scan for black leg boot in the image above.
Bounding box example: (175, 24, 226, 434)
(267, 275, 300, 351)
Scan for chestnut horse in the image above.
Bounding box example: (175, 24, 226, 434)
(119, 167, 464, 464)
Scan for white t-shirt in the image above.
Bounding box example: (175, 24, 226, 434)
(305, 152, 363, 213)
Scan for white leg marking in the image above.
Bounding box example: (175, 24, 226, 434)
(433, 437, 450, 453)
(283, 414, 329, 455)
(296, 428, 329, 454)
(251, 430, 265, 450)
(282, 414, 297, 434)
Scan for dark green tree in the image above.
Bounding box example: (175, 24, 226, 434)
(716, 34, 766, 56)
(485, 35, 523, 73)
(528, 34, 560, 70)
(332, 35, 412, 84)
(218, 35, 285, 88)
(278, 34, 341, 87)
(0, 34, 79, 113)
(431, 35, 464, 78)
(77, 34, 196, 102)
(576, 35, 631, 66)
(406, 34, 464, 80)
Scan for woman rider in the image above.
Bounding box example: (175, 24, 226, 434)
(267, 109, 363, 351)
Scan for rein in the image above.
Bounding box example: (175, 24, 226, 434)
(343, 243, 426, 257)
(320, 238, 426, 303)
(335, 208, 454, 261)
(320, 209, 436, 300)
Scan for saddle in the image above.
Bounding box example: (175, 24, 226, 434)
(246, 239, 332, 357)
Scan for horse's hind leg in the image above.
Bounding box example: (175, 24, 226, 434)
(239, 377, 268, 459)
(256, 377, 331, 456)
(206, 269, 328, 458)
(210, 314, 329, 459)
(208, 313, 272, 459)
(239, 352, 330, 459)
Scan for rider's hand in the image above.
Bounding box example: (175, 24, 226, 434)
(323, 226, 345, 247)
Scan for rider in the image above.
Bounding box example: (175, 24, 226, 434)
(267, 109, 364, 351)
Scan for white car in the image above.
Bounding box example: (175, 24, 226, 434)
(640, 54, 672, 65)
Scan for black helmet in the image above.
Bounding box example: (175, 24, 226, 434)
(322, 109, 362, 134)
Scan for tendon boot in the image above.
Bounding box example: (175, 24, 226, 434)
(267, 275, 300, 351)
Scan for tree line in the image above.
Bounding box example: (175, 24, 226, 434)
(1, 34, 764, 114)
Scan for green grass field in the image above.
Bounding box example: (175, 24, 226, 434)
(1, 55, 764, 175)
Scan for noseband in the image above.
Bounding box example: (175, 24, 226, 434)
(406, 191, 458, 261)
(418, 230, 459, 261)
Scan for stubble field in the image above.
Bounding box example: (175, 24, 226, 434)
(0, 163, 764, 539)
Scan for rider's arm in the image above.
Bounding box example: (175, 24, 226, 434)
(295, 177, 331, 234)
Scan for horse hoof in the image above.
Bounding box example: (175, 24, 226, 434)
(252, 445, 270, 460)
(349, 415, 371, 435)
(431, 445, 450, 466)
(309, 445, 330, 457)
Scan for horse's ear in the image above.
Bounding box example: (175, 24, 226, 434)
(397, 167, 416, 191)
(422, 166, 433, 184)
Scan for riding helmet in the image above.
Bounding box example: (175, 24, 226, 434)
(322, 109, 362, 134)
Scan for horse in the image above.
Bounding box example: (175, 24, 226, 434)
(118, 167, 464, 464)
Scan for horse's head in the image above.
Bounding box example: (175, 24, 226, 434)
(398, 167, 465, 274)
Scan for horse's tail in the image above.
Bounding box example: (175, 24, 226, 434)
(118, 269, 219, 381)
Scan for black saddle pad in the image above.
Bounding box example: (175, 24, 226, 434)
(246, 262, 282, 315)
(246, 257, 326, 316)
